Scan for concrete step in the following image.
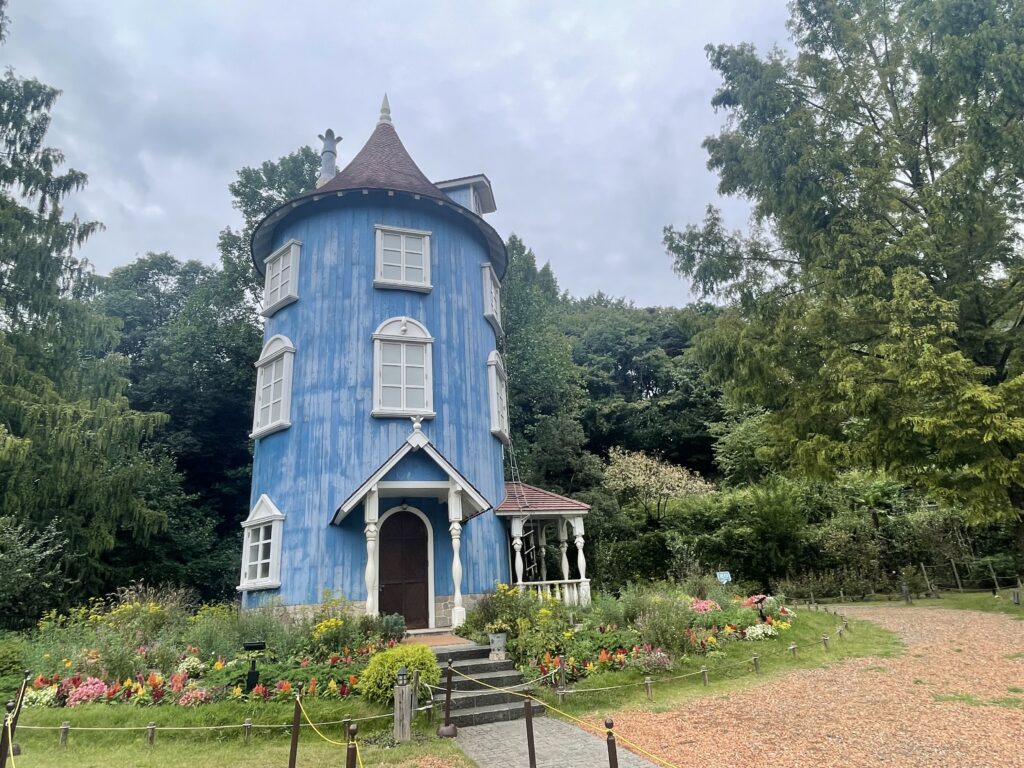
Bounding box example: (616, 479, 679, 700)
(451, 657, 518, 674)
(447, 699, 544, 727)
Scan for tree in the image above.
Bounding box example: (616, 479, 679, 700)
(665, 0, 1024, 538)
(0, 517, 65, 629)
(604, 447, 713, 524)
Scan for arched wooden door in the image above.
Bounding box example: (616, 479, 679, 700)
(378, 510, 430, 629)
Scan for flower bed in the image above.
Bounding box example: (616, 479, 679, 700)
(458, 579, 796, 687)
(15, 585, 408, 709)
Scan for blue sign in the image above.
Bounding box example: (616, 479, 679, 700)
(716, 571, 732, 584)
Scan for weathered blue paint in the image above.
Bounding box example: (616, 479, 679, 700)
(441, 186, 472, 210)
(243, 191, 511, 614)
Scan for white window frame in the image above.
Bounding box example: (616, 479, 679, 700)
(238, 494, 285, 591)
(261, 240, 301, 317)
(374, 225, 432, 293)
(372, 317, 435, 419)
(251, 335, 296, 439)
(487, 350, 510, 443)
(482, 263, 502, 336)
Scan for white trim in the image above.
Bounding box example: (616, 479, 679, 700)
(251, 335, 296, 439)
(261, 240, 301, 317)
(333, 427, 490, 523)
(376, 505, 436, 629)
(374, 225, 432, 292)
(372, 317, 434, 419)
(237, 494, 285, 591)
(481, 263, 502, 336)
(487, 351, 510, 444)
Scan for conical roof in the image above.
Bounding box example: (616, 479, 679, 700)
(316, 119, 447, 200)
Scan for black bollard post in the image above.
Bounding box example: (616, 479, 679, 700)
(345, 724, 358, 768)
(436, 659, 457, 738)
(524, 699, 537, 768)
(605, 718, 619, 768)
(287, 683, 303, 768)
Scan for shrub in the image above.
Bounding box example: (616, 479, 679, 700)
(357, 645, 440, 705)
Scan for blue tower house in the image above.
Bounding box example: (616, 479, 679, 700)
(239, 98, 590, 629)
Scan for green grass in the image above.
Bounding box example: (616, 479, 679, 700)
(822, 591, 1024, 619)
(530, 611, 901, 720)
(13, 704, 475, 767)
(932, 692, 1023, 709)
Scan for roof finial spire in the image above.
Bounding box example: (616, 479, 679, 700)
(379, 93, 392, 124)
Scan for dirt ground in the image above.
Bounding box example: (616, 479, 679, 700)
(610, 607, 1024, 768)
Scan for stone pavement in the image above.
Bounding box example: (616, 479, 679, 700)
(456, 717, 661, 768)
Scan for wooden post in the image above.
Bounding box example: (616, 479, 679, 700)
(605, 718, 619, 768)
(837, 626, 844, 639)
(437, 659, 457, 738)
(753, 655, 761, 675)
(701, 666, 709, 686)
(822, 634, 830, 650)
(524, 699, 537, 768)
(59, 721, 70, 750)
(287, 683, 303, 768)
(243, 718, 252, 746)
(0, 701, 13, 768)
(11, 674, 28, 733)
(644, 676, 653, 701)
(345, 724, 358, 768)
(394, 667, 412, 742)
(987, 561, 1001, 594)
(839, 588, 844, 603)
(789, 643, 798, 658)
(920, 563, 937, 597)
(950, 559, 963, 592)
(147, 721, 156, 746)
(559, 655, 567, 692)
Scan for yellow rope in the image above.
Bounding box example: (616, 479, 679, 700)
(295, 697, 348, 747)
(449, 667, 684, 768)
(6, 716, 16, 768)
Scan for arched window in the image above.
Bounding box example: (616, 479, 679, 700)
(487, 351, 510, 443)
(251, 335, 295, 438)
(372, 317, 434, 418)
(238, 494, 285, 591)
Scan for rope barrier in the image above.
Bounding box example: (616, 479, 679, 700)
(6, 715, 16, 768)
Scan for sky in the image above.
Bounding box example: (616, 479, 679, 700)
(4, 0, 792, 307)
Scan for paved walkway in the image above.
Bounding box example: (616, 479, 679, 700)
(456, 717, 659, 768)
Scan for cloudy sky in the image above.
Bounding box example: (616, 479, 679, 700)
(5, 1, 791, 306)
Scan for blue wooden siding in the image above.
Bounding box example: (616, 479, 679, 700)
(441, 186, 472, 209)
(245, 197, 510, 608)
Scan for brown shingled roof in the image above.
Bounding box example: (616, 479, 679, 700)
(497, 482, 591, 514)
(317, 120, 446, 200)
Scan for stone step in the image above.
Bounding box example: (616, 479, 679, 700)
(451, 657, 518, 674)
(432, 644, 491, 663)
(447, 699, 544, 728)
(450, 668, 524, 691)
(448, 684, 533, 710)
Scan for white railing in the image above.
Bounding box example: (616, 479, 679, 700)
(517, 578, 591, 607)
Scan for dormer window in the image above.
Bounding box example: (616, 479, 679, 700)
(374, 225, 431, 292)
(482, 264, 502, 335)
(251, 335, 296, 438)
(262, 240, 300, 317)
(372, 317, 434, 418)
(487, 351, 510, 443)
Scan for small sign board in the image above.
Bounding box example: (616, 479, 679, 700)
(716, 571, 732, 584)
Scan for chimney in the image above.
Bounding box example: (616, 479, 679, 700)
(316, 128, 342, 188)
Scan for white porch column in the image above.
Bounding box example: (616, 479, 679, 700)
(558, 518, 572, 605)
(511, 516, 526, 587)
(448, 482, 466, 627)
(572, 515, 590, 606)
(539, 524, 548, 582)
(364, 486, 379, 616)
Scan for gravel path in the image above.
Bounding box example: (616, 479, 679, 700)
(608, 607, 1024, 768)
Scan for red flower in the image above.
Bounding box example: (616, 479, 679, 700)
(300, 657, 310, 668)
(329, 654, 340, 667)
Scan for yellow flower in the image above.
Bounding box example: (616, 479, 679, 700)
(63, 659, 72, 668)
(563, 631, 574, 639)
(231, 686, 243, 698)
(123, 678, 133, 688)
(213, 659, 225, 670)
(707, 636, 718, 645)
(567, 656, 575, 667)
(585, 662, 595, 673)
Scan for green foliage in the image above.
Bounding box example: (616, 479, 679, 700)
(356, 645, 440, 705)
(664, 0, 1024, 528)
(0, 517, 66, 629)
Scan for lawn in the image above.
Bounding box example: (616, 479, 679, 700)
(894, 590, 1024, 619)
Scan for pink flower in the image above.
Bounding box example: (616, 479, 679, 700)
(691, 599, 721, 614)
(66, 677, 108, 707)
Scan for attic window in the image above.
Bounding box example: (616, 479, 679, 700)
(482, 264, 502, 335)
(262, 240, 301, 317)
(374, 225, 431, 293)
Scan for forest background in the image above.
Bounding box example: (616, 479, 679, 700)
(2, 0, 1022, 630)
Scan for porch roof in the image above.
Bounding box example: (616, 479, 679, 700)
(495, 482, 590, 517)
(330, 425, 490, 525)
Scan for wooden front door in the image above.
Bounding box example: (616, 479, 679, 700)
(378, 510, 430, 629)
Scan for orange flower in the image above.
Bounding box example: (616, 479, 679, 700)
(307, 676, 318, 695)
(349, 675, 358, 687)
(598, 649, 611, 664)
